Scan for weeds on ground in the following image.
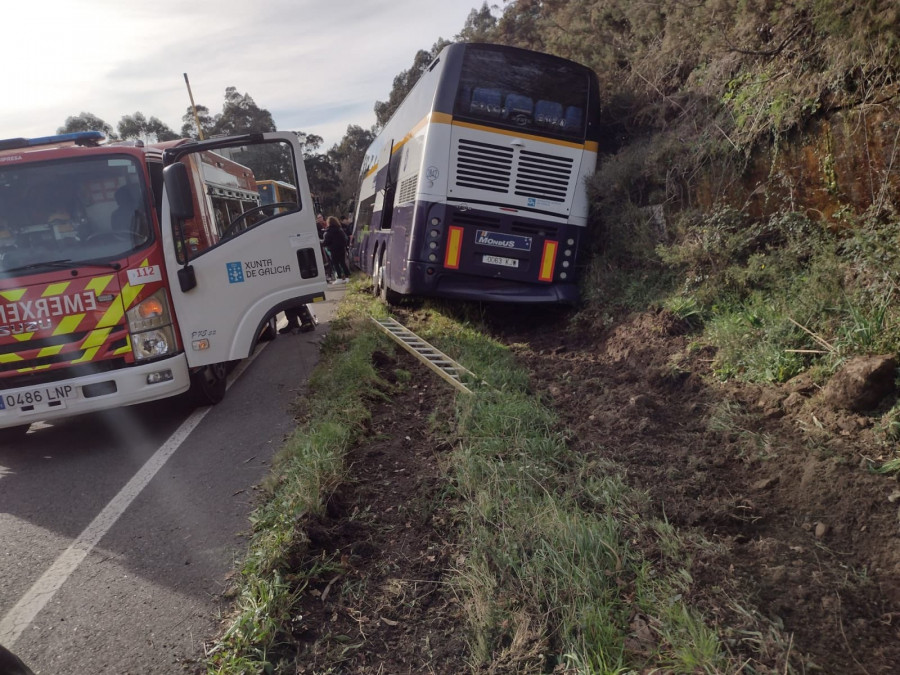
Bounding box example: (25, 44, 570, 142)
(205, 283, 390, 673)
(410, 303, 747, 672)
(588, 203, 900, 384)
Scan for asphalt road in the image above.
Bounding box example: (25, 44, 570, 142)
(0, 289, 344, 674)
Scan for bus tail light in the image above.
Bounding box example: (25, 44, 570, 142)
(538, 240, 558, 282)
(444, 226, 463, 270)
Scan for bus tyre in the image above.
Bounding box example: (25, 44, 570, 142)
(374, 257, 401, 305)
(189, 362, 228, 406)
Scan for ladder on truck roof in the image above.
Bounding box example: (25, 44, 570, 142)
(371, 317, 480, 394)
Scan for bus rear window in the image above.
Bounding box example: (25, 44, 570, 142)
(453, 49, 591, 140)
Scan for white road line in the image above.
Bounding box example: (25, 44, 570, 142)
(0, 351, 263, 648)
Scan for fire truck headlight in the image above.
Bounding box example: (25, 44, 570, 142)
(127, 289, 172, 332)
(132, 326, 175, 361)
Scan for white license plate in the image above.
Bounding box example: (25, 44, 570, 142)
(483, 254, 519, 268)
(0, 384, 74, 413)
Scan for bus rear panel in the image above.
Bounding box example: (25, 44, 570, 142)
(353, 42, 600, 305)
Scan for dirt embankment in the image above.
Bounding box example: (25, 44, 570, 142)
(280, 306, 899, 673)
(498, 307, 900, 673)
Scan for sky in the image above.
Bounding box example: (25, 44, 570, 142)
(3, 0, 483, 149)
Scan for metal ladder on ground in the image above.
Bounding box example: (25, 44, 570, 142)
(370, 317, 479, 394)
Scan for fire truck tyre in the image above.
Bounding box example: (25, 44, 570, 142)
(189, 362, 228, 406)
(259, 315, 278, 342)
(0, 424, 30, 442)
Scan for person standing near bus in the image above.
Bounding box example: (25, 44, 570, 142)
(323, 215, 350, 281)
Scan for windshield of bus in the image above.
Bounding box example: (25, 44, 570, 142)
(453, 48, 591, 141)
(0, 155, 152, 275)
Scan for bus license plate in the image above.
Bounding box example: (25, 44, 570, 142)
(0, 384, 74, 413)
(483, 254, 519, 268)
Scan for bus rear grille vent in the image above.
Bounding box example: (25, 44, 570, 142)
(452, 212, 502, 229)
(455, 139, 513, 193)
(397, 174, 418, 204)
(511, 221, 559, 237)
(514, 150, 574, 203)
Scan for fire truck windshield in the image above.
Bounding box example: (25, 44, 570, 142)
(0, 155, 152, 275)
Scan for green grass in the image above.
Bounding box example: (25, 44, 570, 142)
(206, 283, 390, 673)
(207, 284, 791, 673)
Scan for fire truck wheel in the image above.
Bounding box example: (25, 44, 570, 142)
(189, 362, 228, 406)
(259, 315, 278, 342)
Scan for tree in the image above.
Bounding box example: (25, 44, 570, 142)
(211, 87, 277, 136)
(456, 2, 499, 42)
(180, 104, 215, 139)
(57, 112, 117, 140)
(117, 112, 179, 142)
(328, 125, 377, 214)
(373, 40, 451, 128)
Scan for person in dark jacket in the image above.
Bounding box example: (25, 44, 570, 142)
(323, 215, 350, 281)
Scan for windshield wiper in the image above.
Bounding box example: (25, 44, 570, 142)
(4, 258, 121, 273)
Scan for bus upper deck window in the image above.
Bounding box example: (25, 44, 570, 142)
(504, 94, 534, 125)
(471, 88, 502, 117)
(535, 100, 564, 128)
(564, 106, 584, 131)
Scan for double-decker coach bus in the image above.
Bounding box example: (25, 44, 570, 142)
(351, 42, 600, 304)
(257, 179, 298, 208)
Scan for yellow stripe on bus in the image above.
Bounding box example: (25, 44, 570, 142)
(450, 120, 591, 150)
(539, 240, 558, 282)
(363, 112, 595, 180)
(0, 353, 23, 363)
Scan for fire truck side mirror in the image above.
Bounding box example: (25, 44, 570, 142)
(163, 162, 195, 220)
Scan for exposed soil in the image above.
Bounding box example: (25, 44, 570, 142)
(278, 351, 468, 674)
(279, 305, 900, 673)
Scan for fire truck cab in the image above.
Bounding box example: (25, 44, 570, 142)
(0, 131, 326, 436)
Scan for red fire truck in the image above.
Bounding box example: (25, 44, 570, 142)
(0, 131, 326, 438)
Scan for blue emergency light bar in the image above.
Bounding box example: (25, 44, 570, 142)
(0, 130, 105, 152)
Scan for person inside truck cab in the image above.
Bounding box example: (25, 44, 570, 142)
(111, 185, 149, 243)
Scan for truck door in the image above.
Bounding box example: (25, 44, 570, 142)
(160, 132, 326, 367)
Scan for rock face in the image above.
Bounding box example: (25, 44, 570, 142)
(821, 355, 897, 412)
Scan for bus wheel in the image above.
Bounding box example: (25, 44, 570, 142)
(372, 256, 385, 297)
(189, 362, 228, 406)
(374, 258, 400, 305)
(381, 283, 402, 306)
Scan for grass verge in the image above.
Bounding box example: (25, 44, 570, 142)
(206, 286, 789, 672)
(205, 284, 390, 673)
